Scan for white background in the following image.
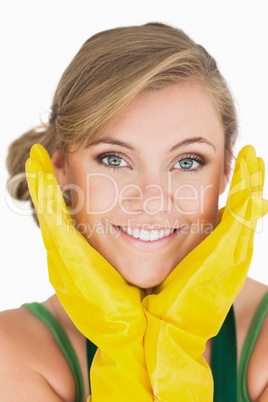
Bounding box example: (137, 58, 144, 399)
(1, 0, 268, 311)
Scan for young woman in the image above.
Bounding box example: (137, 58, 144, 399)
(1, 22, 268, 401)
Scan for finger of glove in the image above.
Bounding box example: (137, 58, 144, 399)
(223, 145, 259, 220)
(224, 158, 267, 224)
(257, 157, 268, 216)
(25, 159, 55, 249)
(25, 158, 43, 212)
(219, 156, 266, 238)
(228, 157, 268, 227)
(234, 147, 264, 196)
(218, 147, 258, 224)
(27, 144, 72, 221)
(223, 156, 250, 221)
(232, 160, 266, 254)
(237, 145, 257, 173)
(250, 157, 264, 195)
(30, 143, 55, 175)
(241, 157, 268, 242)
(26, 157, 72, 250)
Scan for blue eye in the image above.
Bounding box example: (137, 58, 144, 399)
(177, 158, 198, 169)
(174, 154, 207, 173)
(95, 152, 128, 170)
(105, 155, 127, 167)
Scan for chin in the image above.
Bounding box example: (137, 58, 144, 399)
(122, 270, 170, 290)
(112, 257, 177, 290)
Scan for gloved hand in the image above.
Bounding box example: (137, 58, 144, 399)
(141, 145, 268, 401)
(25, 144, 153, 402)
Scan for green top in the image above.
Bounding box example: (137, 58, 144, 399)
(23, 291, 268, 401)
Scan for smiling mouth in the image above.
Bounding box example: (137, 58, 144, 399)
(116, 225, 178, 242)
(110, 224, 181, 254)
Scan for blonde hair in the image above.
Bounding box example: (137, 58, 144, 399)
(6, 22, 238, 225)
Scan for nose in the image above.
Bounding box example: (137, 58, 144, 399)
(119, 174, 172, 216)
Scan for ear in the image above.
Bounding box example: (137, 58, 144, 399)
(51, 149, 69, 189)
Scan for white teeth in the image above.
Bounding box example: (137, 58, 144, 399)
(119, 226, 175, 241)
(149, 230, 160, 241)
(164, 228, 170, 237)
(140, 229, 150, 241)
(132, 227, 140, 238)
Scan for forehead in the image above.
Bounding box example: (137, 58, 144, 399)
(82, 83, 225, 158)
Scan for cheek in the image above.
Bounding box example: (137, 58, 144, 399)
(66, 166, 118, 219)
(71, 173, 119, 219)
(81, 175, 119, 216)
(67, 172, 119, 241)
(173, 176, 220, 222)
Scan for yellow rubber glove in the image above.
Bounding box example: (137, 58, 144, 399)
(25, 144, 153, 402)
(141, 145, 268, 401)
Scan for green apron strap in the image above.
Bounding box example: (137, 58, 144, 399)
(86, 337, 98, 396)
(237, 292, 268, 402)
(23, 302, 84, 402)
(211, 305, 237, 401)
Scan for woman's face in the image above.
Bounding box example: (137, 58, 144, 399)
(53, 83, 229, 291)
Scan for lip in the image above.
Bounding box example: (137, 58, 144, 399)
(113, 224, 177, 231)
(111, 224, 181, 252)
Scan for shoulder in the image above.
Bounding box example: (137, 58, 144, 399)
(0, 303, 76, 401)
(233, 277, 268, 401)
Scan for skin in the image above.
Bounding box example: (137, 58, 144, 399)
(0, 83, 267, 401)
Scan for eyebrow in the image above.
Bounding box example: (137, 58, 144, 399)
(87, 136, 216, 153)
